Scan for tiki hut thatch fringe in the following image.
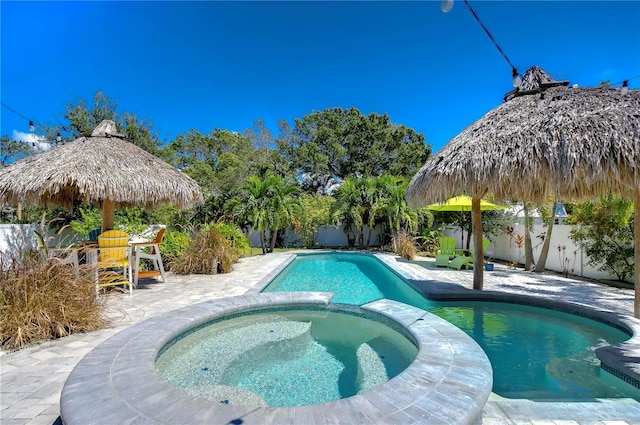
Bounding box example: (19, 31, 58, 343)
(0, 120, 203, 232)
(406, 66, 640, 317)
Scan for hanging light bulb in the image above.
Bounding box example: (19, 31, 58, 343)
(56, 132, 62, 143)
(512, 68, 522, 88)
(621, 80, 629, 94)
(29, 121, 35, 132)
(441, 0, 454, 13)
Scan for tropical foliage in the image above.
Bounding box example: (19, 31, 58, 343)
(297, 194, 335, 248)
(568, 194, 635, 282)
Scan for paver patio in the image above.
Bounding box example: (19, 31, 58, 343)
(1, 252, 638, 425)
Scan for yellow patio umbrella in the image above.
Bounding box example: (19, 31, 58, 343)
(427, 195, 507, 248)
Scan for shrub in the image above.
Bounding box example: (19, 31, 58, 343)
(568, 194, 634, 282)
(206, 222, 250, 256)
(171, 222, 249, 275)
(0, 252, 106, 350)
(161, 229, 192, 271)
(392, 231, 417, 260)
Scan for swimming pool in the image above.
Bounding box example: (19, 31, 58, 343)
(263, 252, 428, 306)
(261, 251, 640, 401)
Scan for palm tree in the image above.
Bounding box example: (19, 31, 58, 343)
(380, 177, 419, 233)
(226, 175, 302, 253)
(266, 175, 302, 252)
(330, 178, 364, 247)
(374, 176, 421, 251)
(330, 177, 380, 248)
(227, 175, 270, 253)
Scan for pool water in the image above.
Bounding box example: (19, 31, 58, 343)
(262, 252, 640, 401)
(431, 302, 635, 400)
(263, 252, 429, 307)
(155, 309, 417, 407)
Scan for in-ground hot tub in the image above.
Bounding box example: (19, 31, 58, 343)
(155, 307, 419, 407)
(61, 293, 492, 424)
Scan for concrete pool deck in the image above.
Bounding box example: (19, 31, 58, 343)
(2, 252, 640, 424)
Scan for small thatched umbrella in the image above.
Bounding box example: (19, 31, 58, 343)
(406, 66, 640, 317)
(0, 120, 203, 232)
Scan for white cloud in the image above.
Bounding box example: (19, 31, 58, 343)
(12, 130, 52, 151)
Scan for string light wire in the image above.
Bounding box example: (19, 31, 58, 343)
(461, 0, 520, 84)
(1, 102, 34, 125)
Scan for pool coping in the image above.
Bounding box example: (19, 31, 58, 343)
(60, 292, 493, 425)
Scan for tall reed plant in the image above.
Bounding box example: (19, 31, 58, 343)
(0, 252, 106, 350)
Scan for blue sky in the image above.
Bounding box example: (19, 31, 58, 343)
(2, 1, 639, 154)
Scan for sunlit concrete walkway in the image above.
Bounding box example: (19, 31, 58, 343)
(1, 252, 638, 425)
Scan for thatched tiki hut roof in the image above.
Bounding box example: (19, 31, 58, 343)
(0, 120, 203, 232)
(406, 66, 640, 317)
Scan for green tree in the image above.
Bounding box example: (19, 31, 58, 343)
(226, 175, 301, 253)
(376, 176, 419, 234)
(0, 136, 36, 166)
(569, 193, 635, 281)
(297, 194, 335, 248)
(167, 128, 253, 197)
(242, 119, 289, 177)
(373, 176, 421, 250)
(60, 91, 163, 156)
(64, 91, 117, 135)
(121, 112, 165, 156)
(276, 107, 431, 182)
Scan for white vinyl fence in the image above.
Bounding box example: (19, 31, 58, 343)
(445, 223, 634, 283)
(0, 224, 82, 260)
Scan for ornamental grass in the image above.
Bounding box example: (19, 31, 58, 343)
(171, 223, 248, 275)
(0, 252, 107, 351)
(392, 231, 417, 261)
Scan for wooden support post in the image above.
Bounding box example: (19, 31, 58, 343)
(635, 187, 639, 319)
(472, 197, 484, 290)
(102, 199, 115, 233)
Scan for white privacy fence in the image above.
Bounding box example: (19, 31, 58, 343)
(244, 224, 385, 249)
(0, 224, 83, 260)
(445, 223, 634, 283)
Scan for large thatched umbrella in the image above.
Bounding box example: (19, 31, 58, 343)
(0, 120, 203, 232)
(406, 66, 640, 317)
